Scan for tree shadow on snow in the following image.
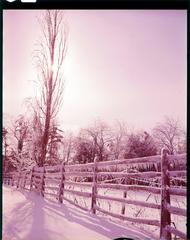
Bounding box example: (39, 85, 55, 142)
(3, 190, 68, 240)
(3, 188, 153, 240)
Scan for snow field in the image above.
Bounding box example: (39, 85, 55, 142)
(3, 185, 155, 240)
(18, 178, 186, 239)
(45, 183, 186, 239)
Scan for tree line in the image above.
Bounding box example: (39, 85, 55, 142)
(3, 116, 186, 173)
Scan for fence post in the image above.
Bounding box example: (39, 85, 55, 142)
(91, 155, 98, 214)
(30, 166, 35, 191)
(58, 163, 65, 203)
(121, 177, 127, 215)
(41, 167, 45, 197)
(160, 148, 171, 240)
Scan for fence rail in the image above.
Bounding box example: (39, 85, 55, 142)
(3, 150, 186, 240)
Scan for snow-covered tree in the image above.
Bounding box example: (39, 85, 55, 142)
(33, 10, 68, 166)
(12, 115, 35, 170)
(46, 124, 64, 165)
(61, 132, 75, 164)
(108, 121, 128, 160)
(124, 131, 157, 159)
(3, 127, 10, 173)
(82, 120, 112, 162)
(73, 135, 94, 164)
(152, 117, 186, 154)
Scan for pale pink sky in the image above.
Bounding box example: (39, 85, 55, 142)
(3, 10, 187, 132)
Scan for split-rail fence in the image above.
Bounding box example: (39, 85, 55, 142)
(3, 149, 186, 240)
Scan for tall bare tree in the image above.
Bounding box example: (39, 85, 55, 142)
(34, 10, 67, 166)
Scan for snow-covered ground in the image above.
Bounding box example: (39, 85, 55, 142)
(3, 186, 154, 240)
(61, 184, 186, 237)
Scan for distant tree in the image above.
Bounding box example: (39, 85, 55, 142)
(3, 127, 9, 173)
(73, 138, 94, 164)
(124, 131, 157, 159)
(6, 148, 18, 171)
(13, 115, 29, 154)
(12, 115, 34, 170)
(108, 121, 128, 160)
(2, 115, 34, 172)
(152, 117, 185, 154)
(33, 10, 68, 166)
(177, 137, 186, 154)
(3, 123, 25, 172)
(83, 121, 112, 162)
(3, 127, 8, 155)
(61, 132, 75, 164)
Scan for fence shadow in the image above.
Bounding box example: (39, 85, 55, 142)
(25, 191, 154, 240)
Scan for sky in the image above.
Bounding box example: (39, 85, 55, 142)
(3, 10, 187, 132)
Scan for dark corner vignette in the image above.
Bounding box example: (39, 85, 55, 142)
(1, 1, 188, 240)
(0, 0, 189, 9)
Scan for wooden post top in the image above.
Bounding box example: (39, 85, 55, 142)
(161, 148, 169, 157)
(94, 155, 98, 163)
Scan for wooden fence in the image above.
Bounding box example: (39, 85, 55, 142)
(3, 149, 186, 240)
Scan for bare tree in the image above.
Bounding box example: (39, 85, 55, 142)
(62, 132, 75, 164)
(7, 115, 34, 171)
(152, 117, 185, 155)
(13, 116, 29, 155)
(3, 127, 9, 173)
(2, 126, 18, 172)
(108, 121, 128, 160)
(34, 10, 68, 166)
(83, 120, 112, 162)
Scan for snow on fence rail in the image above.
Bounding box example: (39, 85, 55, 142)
(3, 150, 186, 240)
